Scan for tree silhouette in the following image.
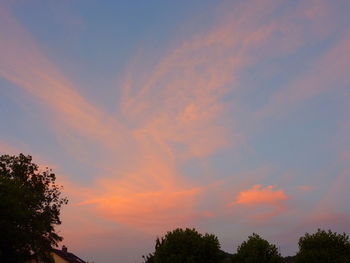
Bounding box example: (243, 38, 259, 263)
(233, 233, 283, 263)
(144, 228, 224, 263)
(296, 229, 350, 263)
(0, 154, 68, 263)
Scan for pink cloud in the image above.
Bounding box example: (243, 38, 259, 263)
(230, 185, 288, 206)
(224, 184, 290, 222)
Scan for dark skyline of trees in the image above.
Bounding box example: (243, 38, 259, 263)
(1, 154, 349, 263)
(144, 228, 350, 263)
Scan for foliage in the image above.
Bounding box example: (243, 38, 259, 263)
(233, 233, 284, 263)
(142, 253, 155, 263)
(0, 153, 68, 263)
(283, 256, 296, 263)
(144, 228, 224, 263)
(295, 229, 350, 263)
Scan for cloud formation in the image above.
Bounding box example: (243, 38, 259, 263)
(0, 0, 340, 230)
(259, 31, 350, 119)
(230, 185, 288, 207)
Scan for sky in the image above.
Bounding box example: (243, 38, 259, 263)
(0, 0, 349, 262)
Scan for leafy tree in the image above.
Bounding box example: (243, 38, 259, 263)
(233, 233, 283, 263)
(144, 228, 224, 263)
(0, 153, 68, 263)
(295, 229, 350, 263)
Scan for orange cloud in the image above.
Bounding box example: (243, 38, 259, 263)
(67, 175, 203, 231)
(230, 185, 288, 206)
(92, 188, 200, 230)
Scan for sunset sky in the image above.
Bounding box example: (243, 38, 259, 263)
(1, 0, 350, 262)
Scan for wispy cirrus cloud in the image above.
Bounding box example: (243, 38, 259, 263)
(0, 0, 347, 240)
(258, 29, 350, 119)
(0, 6, 127, 150)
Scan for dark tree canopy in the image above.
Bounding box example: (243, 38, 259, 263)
(144, 228, 224, 263)
(296, 229, 350, 263)
(233, 233, 284, 263)
(0, 153, 68, 263)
